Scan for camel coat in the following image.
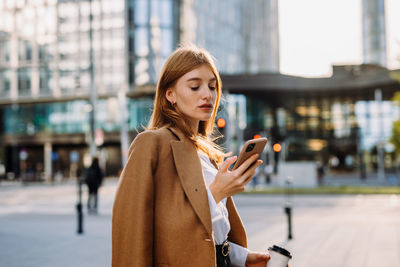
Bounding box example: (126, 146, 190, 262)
(112, 127, 247, 267)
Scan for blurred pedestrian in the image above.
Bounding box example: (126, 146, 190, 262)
(264, 164, 273, 184)
(85, 157, 103, 214)
(112, 45, 271, 267)
(317, 162, 325, 186)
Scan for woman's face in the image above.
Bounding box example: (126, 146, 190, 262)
(166, 65, 217, 130)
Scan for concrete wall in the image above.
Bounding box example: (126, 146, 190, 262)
(275, 161, 318, 188)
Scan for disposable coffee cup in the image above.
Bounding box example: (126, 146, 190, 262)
(267, 245, 292, 267)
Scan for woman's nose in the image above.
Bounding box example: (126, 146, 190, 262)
(201, 85, 212, 100)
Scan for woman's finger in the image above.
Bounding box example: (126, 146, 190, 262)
(235, 154, 259, 175)
(242, 160, 263, 184)
(225, 151, 233, 157)
(219, 156, 237, 172)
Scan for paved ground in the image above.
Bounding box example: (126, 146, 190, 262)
(242, 194, 400, 267)
(1, 178, 400, 267)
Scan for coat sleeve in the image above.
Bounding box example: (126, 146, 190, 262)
(112, 131, 158, 267)
(227, 196, 248, 248)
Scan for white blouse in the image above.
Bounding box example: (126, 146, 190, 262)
(198, 151, 249, 267)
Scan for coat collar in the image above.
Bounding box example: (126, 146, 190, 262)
(167, 127, 219, 169)
(167, 127, 213, 237)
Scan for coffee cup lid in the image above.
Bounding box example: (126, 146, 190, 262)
(268, 245, 292, 259)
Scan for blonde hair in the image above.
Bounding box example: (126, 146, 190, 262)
(147, 44, 225, 163)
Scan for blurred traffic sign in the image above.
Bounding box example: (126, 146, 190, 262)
(70, 151, 79, 163)
(273, 143, 282, 152)
(253, 134, 261, 139)
(217, 118, 226, 128)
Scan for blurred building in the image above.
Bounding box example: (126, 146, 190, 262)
(362, 0, 387, 67)
(0, 0, 279, 180)
(180, 0, 279, 74)
(222, 64, 400, 176)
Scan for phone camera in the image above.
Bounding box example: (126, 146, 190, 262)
(246, 143, 255, 152)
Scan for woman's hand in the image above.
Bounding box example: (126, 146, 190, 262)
(209, 154, 262, 203)
(245, 251, 270, 267)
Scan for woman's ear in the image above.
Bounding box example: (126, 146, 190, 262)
(165, 88, 176, 105)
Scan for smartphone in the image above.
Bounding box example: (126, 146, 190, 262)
(232, 137, 268, 170)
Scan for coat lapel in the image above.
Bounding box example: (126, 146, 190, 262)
(168, 128, 213, 237)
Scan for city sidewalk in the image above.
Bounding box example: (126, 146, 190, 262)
(2, 170, 398, 189)
(1, 178, 400, 267)
(0, 178, 118, 267)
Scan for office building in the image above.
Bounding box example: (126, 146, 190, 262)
(222, 64, 400, 176)
(362, 0, 387, 67)
(0, 0, 280, 180)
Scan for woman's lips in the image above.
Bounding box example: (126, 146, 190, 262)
(199, 104, 213, 109)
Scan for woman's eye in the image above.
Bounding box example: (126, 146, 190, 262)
(190, 87, 199, 90)
(209, 86, 216, 90)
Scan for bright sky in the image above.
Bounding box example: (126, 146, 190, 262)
(279, 0, 400, 77)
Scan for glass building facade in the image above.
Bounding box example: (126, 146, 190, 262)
(0, 0, 179, 97)
(362, 0, 387, 67)
(221, 65, 400, 176)
(0, 0, 280, 179)
(0, 0, 279, 101)
(127, 0, 178, 85)
(181, 0, 279, 74)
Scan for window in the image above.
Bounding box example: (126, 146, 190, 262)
(39, 68, 53, 96)
(18, 40, 33, 62)
(0, 41, 10, 63)
(129, 97, 154, 130)
(134, 0, 149, 26)
(135, 27, 149, 57)
(18, 68, 32, 97)
(161, 28, 173, 56)
(0, 70, 11, 98)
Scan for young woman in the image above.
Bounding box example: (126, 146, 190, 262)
(112, 45, 270, 267)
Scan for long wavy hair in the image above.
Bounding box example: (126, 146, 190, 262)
(147, 44, 225, 164)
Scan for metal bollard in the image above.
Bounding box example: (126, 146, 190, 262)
(284, 176, 293, 240)
(284, 205, 292, 240)
(76, 177, 84, 234)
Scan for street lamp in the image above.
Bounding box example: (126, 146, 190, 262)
(375, 89, 385, 181)
(88, 0, 97, 158)
(273, 142, 282, 174)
